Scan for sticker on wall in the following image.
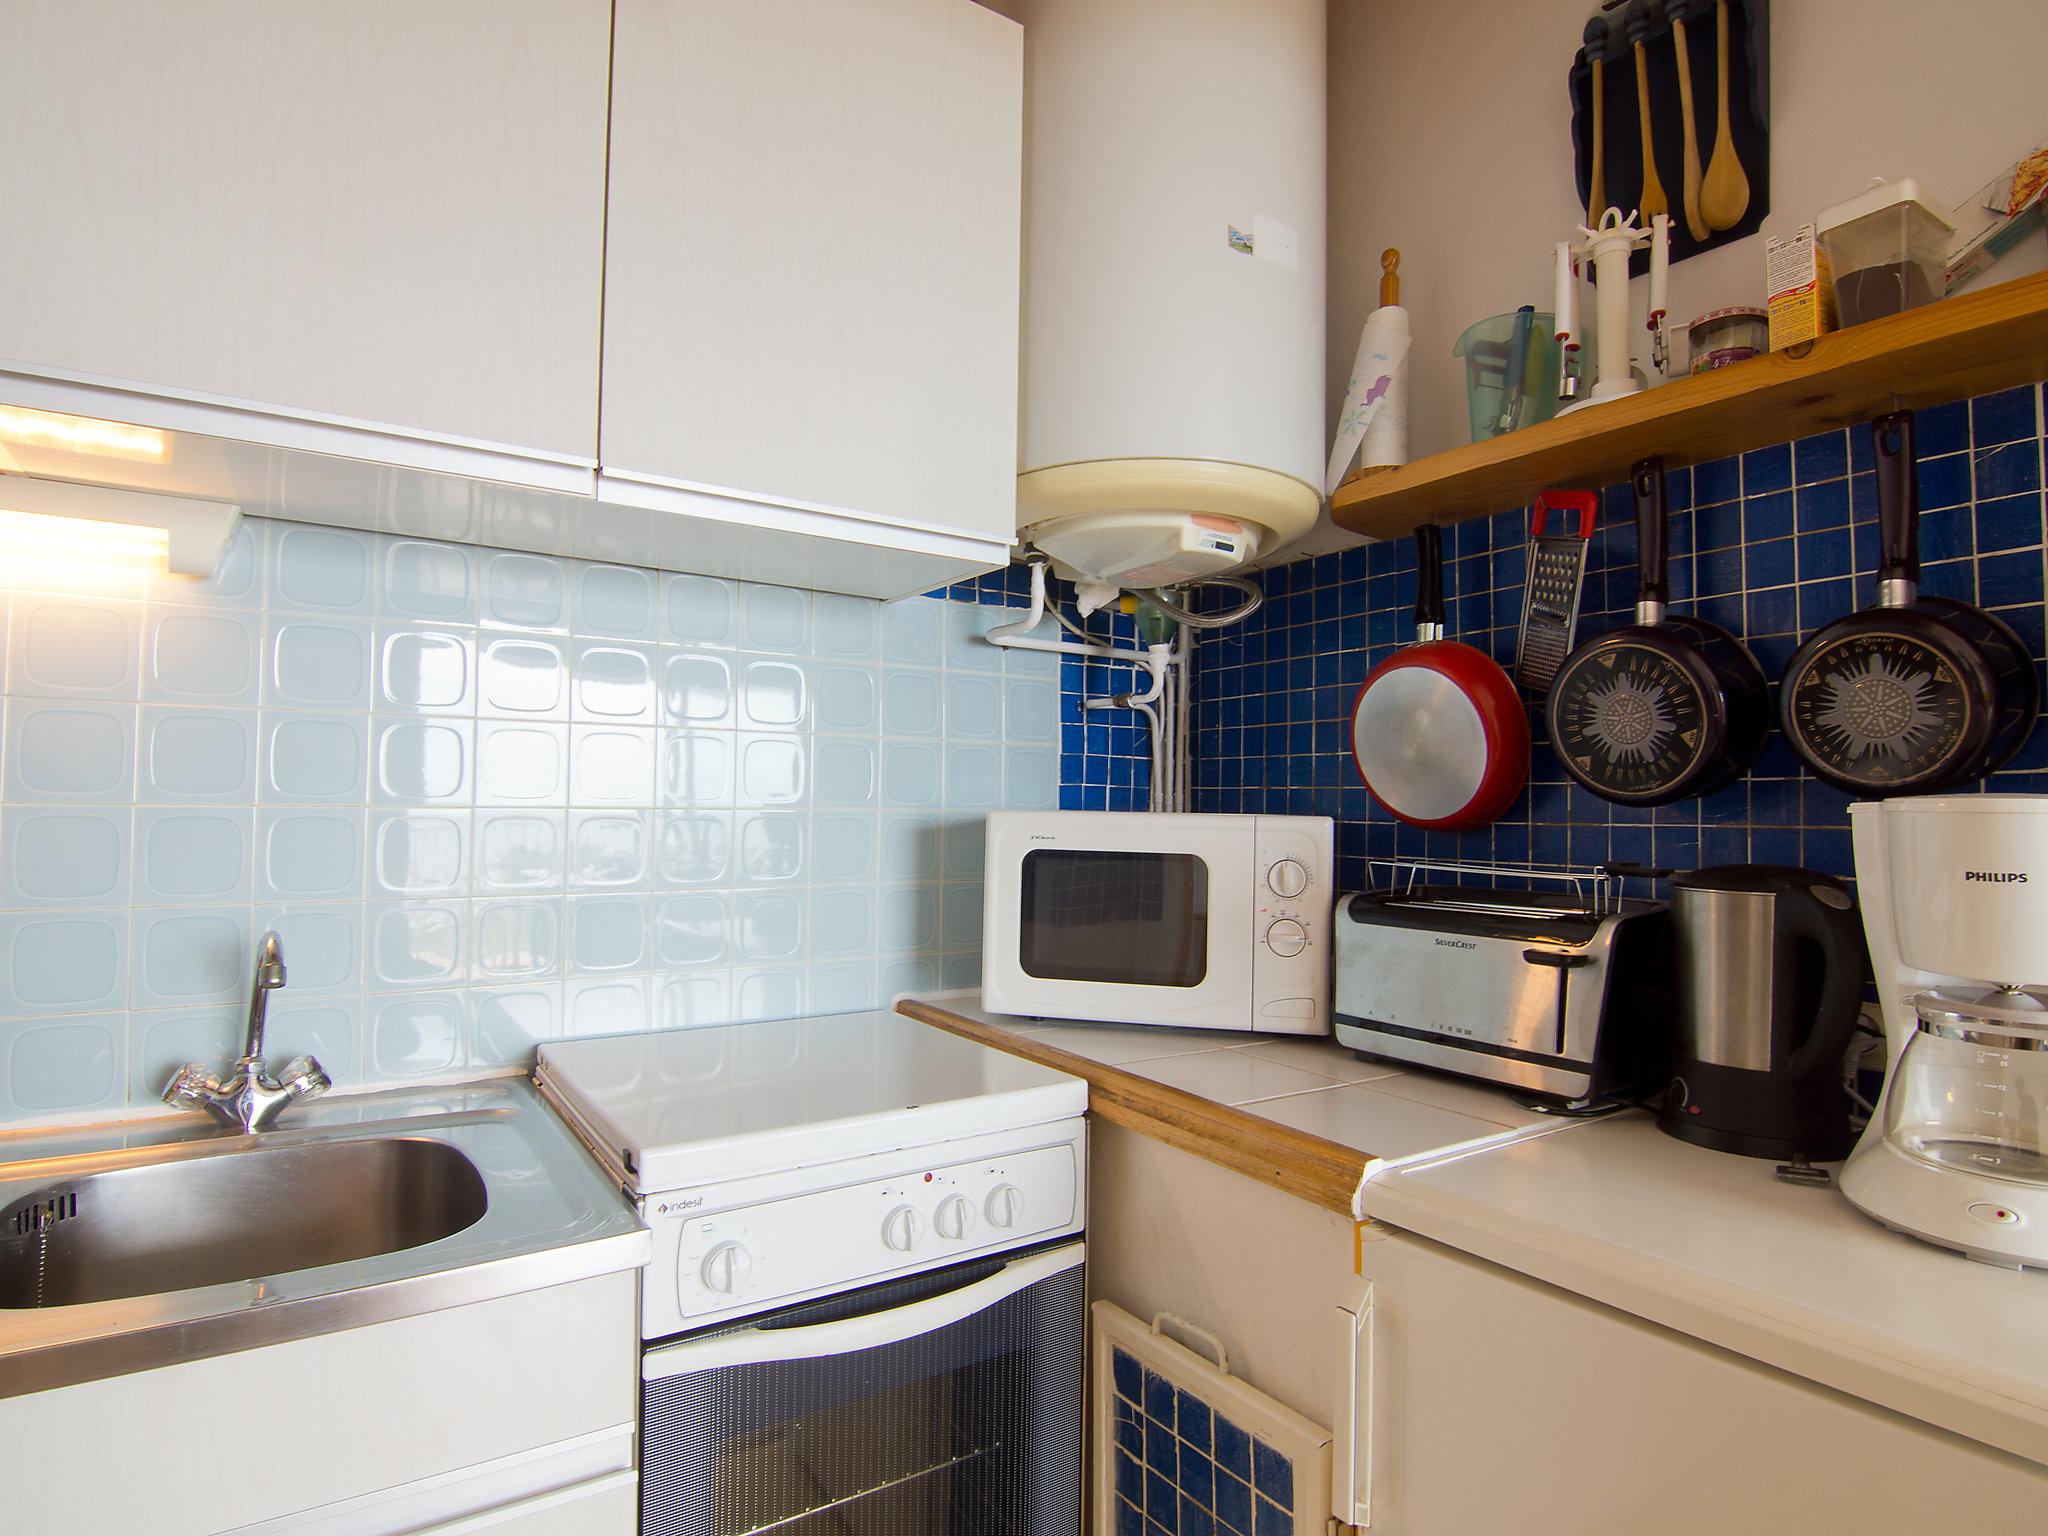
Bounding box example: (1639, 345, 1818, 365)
(1250, 214, 1300, 273)
(1226, 217, 1302, 273)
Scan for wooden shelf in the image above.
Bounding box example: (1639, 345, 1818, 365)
(1330, 269, 2048, 541)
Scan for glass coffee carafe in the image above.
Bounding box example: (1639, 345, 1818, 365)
(1884, 989, 2048, 1187)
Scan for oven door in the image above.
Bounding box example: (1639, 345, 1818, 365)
(981, 812, 1256, 1026)
(640, 1240, 1085, 1536)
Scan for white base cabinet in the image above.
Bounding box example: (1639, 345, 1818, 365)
(0, 1272, 638, 1536)
(1341, 1230, 2048, 1533)
(1083, 1121, 2048, 1535)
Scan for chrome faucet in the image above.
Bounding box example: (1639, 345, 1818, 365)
(163, 931, 331, 1132)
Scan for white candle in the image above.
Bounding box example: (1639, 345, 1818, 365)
(1647, 213, 1670, 323)
(1553, 240, 1579, 349)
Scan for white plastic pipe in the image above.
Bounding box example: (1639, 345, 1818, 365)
(985, 560, 1141, 662)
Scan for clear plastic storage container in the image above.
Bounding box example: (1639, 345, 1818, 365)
(1816, 177, 1955, 326)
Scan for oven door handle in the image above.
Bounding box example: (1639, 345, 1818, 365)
(642, 1240, 1086, 1382)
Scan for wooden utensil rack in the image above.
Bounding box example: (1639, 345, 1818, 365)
(1570, 0, 1769, 271)
(1329, 269, 2048, 542)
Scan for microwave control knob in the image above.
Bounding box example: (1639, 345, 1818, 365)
(1265, 918, 1308, 957)
(881, 1204, 925, 1253)
(934, 1194, 976, 1241)
(985, 1183, 1026, 1230)
(700, 1242, 754, 1295)
(1267, 859, 1310, 898)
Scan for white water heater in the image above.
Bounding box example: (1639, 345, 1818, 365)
(1010, 0, 1326, 588)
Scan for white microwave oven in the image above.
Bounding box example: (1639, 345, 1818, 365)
(981, 811, 1333, 1034)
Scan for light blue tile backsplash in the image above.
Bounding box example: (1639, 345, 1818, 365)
(0, 517, 1059, 1121)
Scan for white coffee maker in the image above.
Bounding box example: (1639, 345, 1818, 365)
(1846, 795, 2048, 1268)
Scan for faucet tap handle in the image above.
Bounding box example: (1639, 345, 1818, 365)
(162, 1062, 223, 1110)
(277, 1055, 331, 1102)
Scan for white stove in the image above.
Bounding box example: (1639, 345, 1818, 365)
(536, 1008, 1088, 1339)
(537, 1009, 1090, 1535)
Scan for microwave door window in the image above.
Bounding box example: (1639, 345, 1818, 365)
(1016, 850, 1209, 988)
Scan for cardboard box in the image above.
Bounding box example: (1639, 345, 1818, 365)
(1766, 223, 1837, 350)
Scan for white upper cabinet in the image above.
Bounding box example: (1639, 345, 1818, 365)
(0, 0, 609, 466)
(600, 0, 1023, 584)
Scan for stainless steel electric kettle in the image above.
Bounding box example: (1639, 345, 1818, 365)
(1658, 864, 1867, 1160)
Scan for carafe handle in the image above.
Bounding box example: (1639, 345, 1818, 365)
(1780, 881, 1869, 1090)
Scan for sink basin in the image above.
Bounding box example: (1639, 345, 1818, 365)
(0, 1077, 648, 1401)
(0, 1136, 487, 1309)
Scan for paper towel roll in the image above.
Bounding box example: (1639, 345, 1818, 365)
(1324, 303, 1413, 493)
(1359, 304, 1410, 469)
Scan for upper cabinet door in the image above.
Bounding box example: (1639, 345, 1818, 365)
(602, 0, 1023, 544)
(0, 0, 608, 461)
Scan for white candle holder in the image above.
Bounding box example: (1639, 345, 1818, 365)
(1553, 208, 1671, 415)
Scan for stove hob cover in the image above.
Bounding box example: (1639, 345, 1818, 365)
(535, 1009, 1086, 1194)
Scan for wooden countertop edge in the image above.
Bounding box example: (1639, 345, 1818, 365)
(895, 998, 1369, 1218)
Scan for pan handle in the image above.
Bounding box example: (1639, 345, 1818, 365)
(1872, 411, 1919, 605)
(1413, 524, 1447, 640)
(1631, 457, 1668, 622)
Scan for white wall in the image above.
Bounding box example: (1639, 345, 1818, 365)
(1310, 0, 2048, 551)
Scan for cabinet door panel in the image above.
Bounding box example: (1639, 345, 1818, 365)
(603, 0, 1022, 542)
(1363, 1234, 2048, 1532)
(0, 0, 607, 459)
(0, 1272, 637, 1535)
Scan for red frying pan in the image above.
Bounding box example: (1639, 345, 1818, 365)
(1350, 524, 1530, 829)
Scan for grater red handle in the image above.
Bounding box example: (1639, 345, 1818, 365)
(1531, 490, 1598, 539)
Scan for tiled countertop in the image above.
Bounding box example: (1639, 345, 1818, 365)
(895, 990, 1566, 1218)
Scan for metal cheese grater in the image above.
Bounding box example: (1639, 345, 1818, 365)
(1514, 489, 1599, 693)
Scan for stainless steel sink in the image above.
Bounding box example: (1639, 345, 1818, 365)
(0, 1077, 648, 1399)
(0, 1136, 487, 1309)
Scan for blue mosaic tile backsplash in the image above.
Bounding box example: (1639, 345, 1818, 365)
(1110, 1345, 1297, 1536)
(1192, 383, 2048, 894)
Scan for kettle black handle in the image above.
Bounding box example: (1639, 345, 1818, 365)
(1872, 411, 1920, 591)
(1778, 881, 1869, 1090)
(1632, 457, 1669, 607)
(1413, 524, 1447, 631)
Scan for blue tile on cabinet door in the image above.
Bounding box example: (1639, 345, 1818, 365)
(1146, 1469, 1177, 1530)
(1212, 1471, 1253, 1534)
(1213, 1417, 1251, 1479)
(1116, 1449, 1144, 1506)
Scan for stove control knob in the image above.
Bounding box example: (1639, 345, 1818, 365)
(1265, 918, 1308, 957)
(934, 1194, 976, 1241)
(881, 1204, 925, 1252)
(1267, 859, 1309, 898)
(985, 1183, 1026, 1230)
(700, 1242, 753, 1295)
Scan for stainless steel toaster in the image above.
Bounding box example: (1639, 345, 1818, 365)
(1333, 880, 1672, 1107)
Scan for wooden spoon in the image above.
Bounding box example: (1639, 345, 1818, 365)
(1699, 0, 1751, 230)
(1583, 17, 1609, 218)
(1625, 1, 1667, 225)
(1667, 0, 1710, 241)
